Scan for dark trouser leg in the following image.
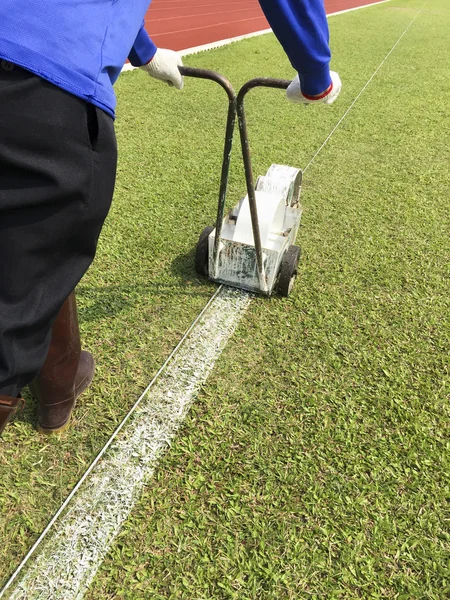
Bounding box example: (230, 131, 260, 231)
(0, 66, 117, 403)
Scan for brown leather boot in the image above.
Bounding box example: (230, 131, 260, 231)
(29, 292, 95, 434)
(0, 395, 24, 436)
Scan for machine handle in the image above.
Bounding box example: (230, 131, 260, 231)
(238, 77, 291, 97)
(179, 67, 290, 103)
(178, 67, 292, 292)
(235, 79, 291, 293)
(178, 66, 237, 277)
(178, 66, 236, 102)
(235, 79, 291, 196)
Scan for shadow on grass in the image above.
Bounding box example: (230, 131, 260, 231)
(76, 249, 214, 323)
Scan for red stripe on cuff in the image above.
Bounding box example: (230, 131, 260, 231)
(302, 82, 333, 101)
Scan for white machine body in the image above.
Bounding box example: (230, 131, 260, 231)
(207, 164, 303, 295)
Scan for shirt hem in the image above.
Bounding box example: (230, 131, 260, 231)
(0, 39, 116, 118)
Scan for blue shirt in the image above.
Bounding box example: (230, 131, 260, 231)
(0, 1, 331, 119)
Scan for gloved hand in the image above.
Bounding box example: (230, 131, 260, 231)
(287, 71, 341, 105)
(140, 48, 184, 90)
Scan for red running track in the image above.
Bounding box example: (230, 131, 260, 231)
(145, 0, 385, 51)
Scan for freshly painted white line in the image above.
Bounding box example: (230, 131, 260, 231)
(121, 0, 390, 73)
(1, 287, 251, 600)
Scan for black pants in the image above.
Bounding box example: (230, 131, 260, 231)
(0, 64, 117, 397)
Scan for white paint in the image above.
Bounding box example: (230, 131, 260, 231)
(121, 0, 391, 73)
(0, 287, 251, 600)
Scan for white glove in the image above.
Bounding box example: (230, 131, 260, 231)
(140, 48, 184, 90)
(287, 71, 341, 105)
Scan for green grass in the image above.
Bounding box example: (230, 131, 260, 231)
(1, 0, 449, 597)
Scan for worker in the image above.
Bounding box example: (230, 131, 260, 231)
(0, 0, 341, 436)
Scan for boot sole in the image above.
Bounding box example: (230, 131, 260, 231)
(36, 417, 72, 436)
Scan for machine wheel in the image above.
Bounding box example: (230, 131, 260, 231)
(195, 226, 214, 277)
(277, 245, 301, 297)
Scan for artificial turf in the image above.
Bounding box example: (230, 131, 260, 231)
(1, 0, 449, 597)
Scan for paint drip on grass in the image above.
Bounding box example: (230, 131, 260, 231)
(5, 287, 251, 600)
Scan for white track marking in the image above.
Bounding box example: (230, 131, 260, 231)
(326, 0, 391, 18)
(121, 0, 391, 73)
(121, 29, 272, 71)
(1, 287, 251, 600)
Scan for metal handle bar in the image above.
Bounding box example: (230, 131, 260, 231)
(179, 66, 237, 273)
(179, 66, 236, 102)
(236, 79, 290, 291)
(179, 67, 291, 290)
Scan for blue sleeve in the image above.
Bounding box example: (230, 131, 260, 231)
(128, 22, 157, 67)
(258, 0, 332, 95)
